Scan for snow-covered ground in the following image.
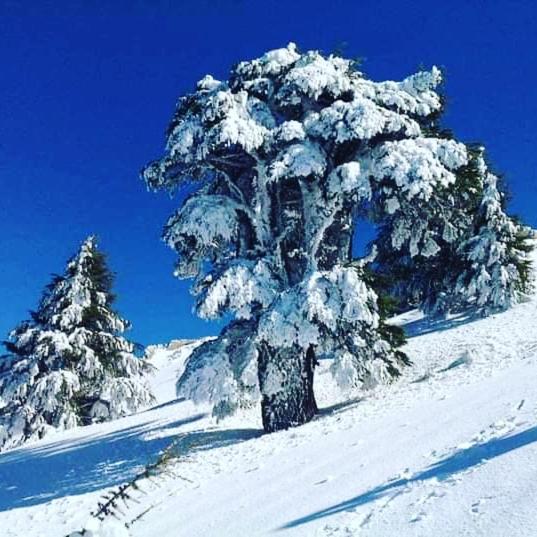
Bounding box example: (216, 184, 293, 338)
(2, 258, 537, 536)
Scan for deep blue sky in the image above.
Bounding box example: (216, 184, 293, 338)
(1, 1, 536, 346)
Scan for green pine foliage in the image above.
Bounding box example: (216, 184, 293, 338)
(0, 236, 154, 452)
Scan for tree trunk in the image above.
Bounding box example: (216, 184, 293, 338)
(258, 344, 318, 433)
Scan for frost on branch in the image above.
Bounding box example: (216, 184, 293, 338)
(257, 266, 406, 389)
(0, 237, 154, 452)
(142, 43, 528, 431)
(304, 97, 421, 143)
(363, 65, 443, 116)
(166, 195, 240, 248)
(269, 142, 326, 182)
(196, 260, 278, 320)
(364, 138, 468, 202)
(177, 320, 259, 419)
(163, 194, 243, 278)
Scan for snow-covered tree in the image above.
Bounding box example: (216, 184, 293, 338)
(455, 149, 534, 314)
(370, 142, 482, 314)
(372, 145, 533, 315)
(0, 237, 154, 451)
(142, 43, 528, 431)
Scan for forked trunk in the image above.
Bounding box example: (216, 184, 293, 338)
(258, 344, 317, 433)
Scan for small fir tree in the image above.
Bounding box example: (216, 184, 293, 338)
(455, 150, 534, 313)
(370, 145, 533, 316)
(0, 236, 154, 451)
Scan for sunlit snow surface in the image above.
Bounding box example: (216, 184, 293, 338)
(1, 249, 537, 536)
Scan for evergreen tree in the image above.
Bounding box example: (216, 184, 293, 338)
(142, 43, 476, 432)
(372, 146, 533, 316)
(0, 237, 154, 451)
(455, 150, 534, 314)
(370, 143, 485, 315)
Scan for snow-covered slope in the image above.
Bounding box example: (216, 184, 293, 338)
(1, 255, 537, 536)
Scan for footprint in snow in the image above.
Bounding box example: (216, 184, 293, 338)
(314, 476, 333, 485)
(410, 510, 428, 523)
(408, 482, 447, 522)
(444, 474, 464, 486)
(417, 489, 446, 505)
(470, 496, 494, 515)
(397, 467, 413, 480)
(318, 524, 357, 536)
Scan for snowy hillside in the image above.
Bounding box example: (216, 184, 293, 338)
(1, 251, 537, 536)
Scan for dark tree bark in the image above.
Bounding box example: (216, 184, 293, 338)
(258, 344, 318, 432)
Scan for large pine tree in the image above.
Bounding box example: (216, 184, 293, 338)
(0, 236, 154, 451)
(142, 44, 532, 432)
(141, 44, 457, 432)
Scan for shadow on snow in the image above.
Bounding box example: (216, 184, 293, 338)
(317, 397, 364, 418)
(0, 413, 204, 512)
(280, 425, 537, 530)
(0, 408, 262, 512)
(402, 311, 477, 338)
(143, 397, 186, 413)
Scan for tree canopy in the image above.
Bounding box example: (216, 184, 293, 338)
(143, 44, 533, 432)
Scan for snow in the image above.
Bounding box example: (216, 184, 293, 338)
(278, 52, 352, 103)
(210, 91, 271, 152)
(364, 138, 468, 202)
(2, 246, 536, 536)
(305, 267, 378, 330)
(273, 120, 306, 143)
(177, 339, 249, 406)
(327, 162, 368, 198)
(304, 97, 421, 143)
(356, 66, 443, 117)
(269, 142, 326, 182)
(5, 38, 533, 532)
(234, 42, 300, 80)
(257, 266, 379, 351)
(166, 113, 203, 160)
(164, 194, 240, 250)
(455, 164, 533, 313)
(197, 260, 278, 320)
(176, 331, 259, 419)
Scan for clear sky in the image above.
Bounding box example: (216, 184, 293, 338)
(1, 0, 536, 346)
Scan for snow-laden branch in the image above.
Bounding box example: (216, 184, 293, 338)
(141, 43, 529, 429)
